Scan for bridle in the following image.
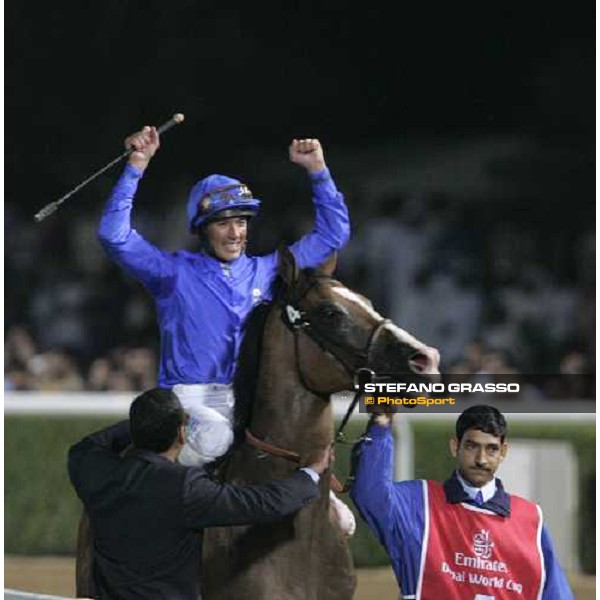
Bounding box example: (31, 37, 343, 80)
(245, 275, 388, 489)
(280, 275, 391, 397)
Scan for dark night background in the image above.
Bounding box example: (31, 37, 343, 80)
(5, 3, 595, 390)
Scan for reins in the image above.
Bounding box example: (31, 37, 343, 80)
(245, 428, 346, 493)
(245, 428, 301, 462)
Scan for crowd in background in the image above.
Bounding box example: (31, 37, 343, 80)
(5, 170, 594, 393)
(336, 191, 594, 377)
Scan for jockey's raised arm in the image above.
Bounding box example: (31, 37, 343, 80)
(287, 138, 350, 267)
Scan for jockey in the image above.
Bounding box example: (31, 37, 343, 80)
(98, 125, 356, 536)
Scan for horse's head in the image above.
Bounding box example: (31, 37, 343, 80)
(277, 248, 440, 395)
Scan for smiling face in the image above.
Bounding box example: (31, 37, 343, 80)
(204, 217, 248, 261)
(450, 428, 508, 487)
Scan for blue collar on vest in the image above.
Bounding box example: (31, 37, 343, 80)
(443, 471, 511, 517)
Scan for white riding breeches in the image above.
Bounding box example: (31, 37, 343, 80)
(173, 383, 235, 467)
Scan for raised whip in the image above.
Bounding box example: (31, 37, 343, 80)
(34, 112, 185, 222)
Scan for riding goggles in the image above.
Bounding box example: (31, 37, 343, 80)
(191, 183, 261, 230)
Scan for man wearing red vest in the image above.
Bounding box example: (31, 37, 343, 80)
(350, 405, 573, 600)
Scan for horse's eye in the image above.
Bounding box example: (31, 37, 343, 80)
(317, 305, 344, 321)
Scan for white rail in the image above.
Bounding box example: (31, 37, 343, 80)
(3, 391, 371, 418)
(4, 590, 82, 600)
(4, 391, 596, 420)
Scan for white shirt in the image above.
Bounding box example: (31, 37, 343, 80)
(299, 467, 320, 483)
(456, 470, 496, 503)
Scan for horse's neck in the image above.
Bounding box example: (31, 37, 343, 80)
(248, 310, 333, 456)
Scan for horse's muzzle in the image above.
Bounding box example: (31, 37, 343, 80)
(409, 347, 440, 376)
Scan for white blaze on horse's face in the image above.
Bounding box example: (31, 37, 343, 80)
(331, 286, 383, 321)
(330, 286, 441, 375)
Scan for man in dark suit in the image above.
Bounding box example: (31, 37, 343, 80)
(68, 388, 327, 600)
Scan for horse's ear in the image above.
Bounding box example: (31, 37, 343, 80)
(277, 245, 300, 286)
(317, 252, 337, 277)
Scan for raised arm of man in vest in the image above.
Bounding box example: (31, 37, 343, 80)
(350, 413, 425, 597)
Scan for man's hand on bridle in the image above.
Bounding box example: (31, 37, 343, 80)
(369, 412, 395, 427)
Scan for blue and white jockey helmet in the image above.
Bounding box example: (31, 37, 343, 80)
(186, 174, 261, 232)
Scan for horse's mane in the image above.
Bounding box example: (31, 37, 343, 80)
(232, 277, 287, 443)
(232, 301, 270, 442)
(232, 268, 323, 443)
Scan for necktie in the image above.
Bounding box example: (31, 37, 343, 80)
(474, 491, 484, 506)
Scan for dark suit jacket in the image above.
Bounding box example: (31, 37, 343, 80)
(68, 421, 319, 600)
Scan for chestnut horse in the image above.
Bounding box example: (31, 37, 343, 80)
(201, 249, 439, 600)
(75, 249, 439, 599)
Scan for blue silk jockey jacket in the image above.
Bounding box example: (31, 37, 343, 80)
(98, 164, 350, 388)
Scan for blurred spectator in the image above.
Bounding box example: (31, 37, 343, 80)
(28, 350, 85, 391)
(5, 326, 38, 390)
(86, 348, 157, 392)
(449, 343, 517, 376)
(478, 350, 518, 375)
(560, 351, 589, 375)
(87, 358, 113, 391)
(120, 347, 157, 391)
(5, 326, 37, 370)
(555, 350, 592, 398)
(29, 269, 92, 357)
(5, 369, 33, 391)
(4, 325, 158, 392)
